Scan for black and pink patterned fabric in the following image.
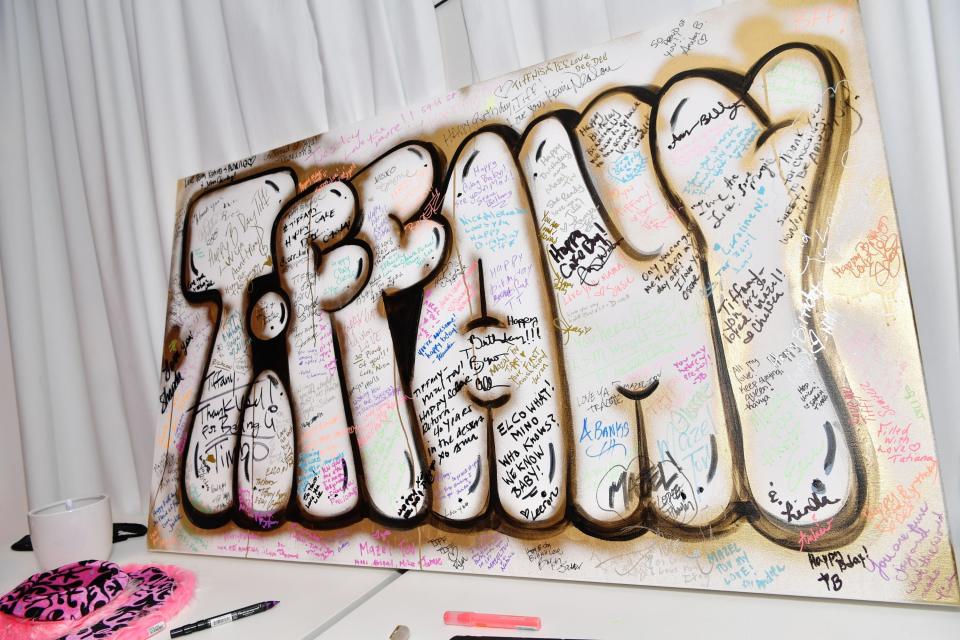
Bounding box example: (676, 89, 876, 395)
(59, 566, 177, 640)
(0, 562, 195, 640)
(0, 561, 128, 622)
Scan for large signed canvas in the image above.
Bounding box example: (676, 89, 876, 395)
(149, 0, 959, 604)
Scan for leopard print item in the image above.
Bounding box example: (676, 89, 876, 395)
(0, 560, 128, 622)
(59, 567, 177, 640)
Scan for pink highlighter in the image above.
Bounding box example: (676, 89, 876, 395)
(443, 610, 542, 631)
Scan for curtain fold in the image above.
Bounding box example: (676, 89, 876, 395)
(0, 0, 957, 529)
(0, 0, 448, 514)
(459, 0, 724, 83)
(859, 0, 960, 527)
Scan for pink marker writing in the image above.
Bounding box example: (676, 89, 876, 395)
(443, 611, 541, 631)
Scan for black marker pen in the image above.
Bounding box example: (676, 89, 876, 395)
(170, 600, 278, 637)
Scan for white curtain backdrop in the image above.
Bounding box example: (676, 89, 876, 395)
(1, 0, 957, 537)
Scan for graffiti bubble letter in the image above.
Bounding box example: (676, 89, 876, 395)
(180, 170, 297, 527)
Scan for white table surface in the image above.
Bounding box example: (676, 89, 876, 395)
(0, 518, 398, 640)
(7, 523, 958, 640)
(320, 570, 960, 640)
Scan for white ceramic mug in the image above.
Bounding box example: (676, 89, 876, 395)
(27, 495, 113, 570)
